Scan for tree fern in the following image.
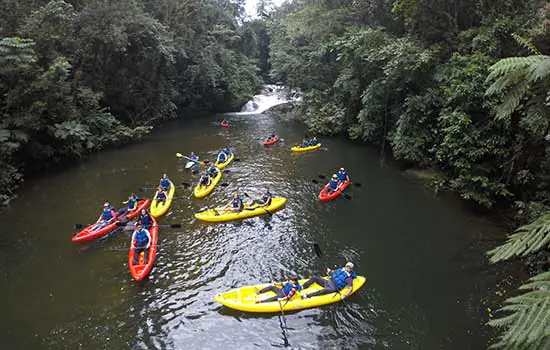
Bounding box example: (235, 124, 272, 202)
(488, 214, 550, 263)
(488, 272, 550, 349)
(511, 33, 541, 56)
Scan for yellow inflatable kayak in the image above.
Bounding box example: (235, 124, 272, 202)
(290, 143, 321, 152)
(194, 169, 222, 198)
(195, 197, 287, 222)
(214, 152, 234, 170)
(150, 180, 175, 217)
(214, 276, 366, 313)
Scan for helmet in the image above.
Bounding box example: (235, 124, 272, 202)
(332, 174, 337, 179)
(103, 202, 109, 207)
(340, 168, 345, 171)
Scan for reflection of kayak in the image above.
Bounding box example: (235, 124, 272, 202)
(128, 216, 158, 281)
(221, 122, 230, 128)
(291, 143, 321, 152)
(194, 169, 222, 198)
(150, 180, 175, 218)
(214, 152, 234, 170)
(264, 136, 279, 146)
(214, 275, 366, 313)
(319, 176, 350, 201)
(71, 200, 151, 242)
(195, 197, 287, 223)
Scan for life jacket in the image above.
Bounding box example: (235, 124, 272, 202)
(156, 191, 167, 200)
(301, 141, 309, 147)
(282, 281, 302, 296)
(218, 152, 226, 162)
(232, 197, 242, 208)
(160, 178, 170, 188)
(101, 208, 114, 221)
(337, 171, 347, 181)
(331, 268, 357, 290)
(127, 198, 138, 210)
(329, 179, 339, 189)
(189, 154, 198, 160)
(262, 194, 272, 204)
(209, 167, 218, 176)
(134, 229, 149, 246)
(310, 139, 317, 145)
(138, 214, 152, 226)
(200, 175, 210, 185)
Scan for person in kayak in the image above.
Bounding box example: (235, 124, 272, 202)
(159, 174, 171, 191)
(251, 189, 273, 207)
(337, 167, 348, 184)
(155, 186, 167, 204)
(224, 147, 232, 156)
(255, 276, 302, 303)
(208, 165, 219, 177)
(223, 191, 244, 212)
(136, 209, 153, 229)
(131, 224, 152, 265)
(301, 262, 357, 299)
(188, 152, 198, 161)
(300, 138, 309, 147)
(327, 174, 340, 194)
(117, 193, 139, 216)
(198, 170, 212, 188)
(309, 137, 318, 146)
(217, 149, 227, 163)
(96, 202, 117, 228)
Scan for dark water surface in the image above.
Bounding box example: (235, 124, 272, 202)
(1, 113, 510, 349)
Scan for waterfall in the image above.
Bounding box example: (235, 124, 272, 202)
(237, 84, 300, 115)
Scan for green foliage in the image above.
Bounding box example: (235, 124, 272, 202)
(487, 271, 550, 350)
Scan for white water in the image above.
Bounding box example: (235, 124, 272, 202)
(237, 84, 300, 115)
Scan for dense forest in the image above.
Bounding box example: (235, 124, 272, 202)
(0, 0, 264, 204)
(262, 0, 550, 348)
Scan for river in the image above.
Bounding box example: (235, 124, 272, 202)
(0, 106, 515, 349)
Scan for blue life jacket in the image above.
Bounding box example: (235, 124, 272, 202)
(160, 178, 170, 188)
(138, 214, 152, 226)
(233, 197, 242, 208)
(224, 148, 231, 155)
(189, 154, 198, 160)
(282, 282, 302, 296)
(331, 268, 357, 290)
(218, 152, 227, 162)
(329, 179, 339, 190)
(156, 191, 167, 200)
(301, 141, 309, 147)
(310, 139, 318, 145)
(127, 198, 138, 210)
(101, 208, 114, 221)
(209, 167, 218, 176)
(262, 194, 272, 203)
(200, 175, 210, 185)
(337, 171, 347, 181)
(134, 229, 149, 246)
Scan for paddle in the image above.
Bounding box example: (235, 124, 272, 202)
(318, 174, 361, 187)
(175, 153, 210, 166)
(268, 267, 291, 343)
(309, 244, 347, 301)
(243, 192, 272, 216)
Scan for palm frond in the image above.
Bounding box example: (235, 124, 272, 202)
(488, 271, 550, 349)
(488, 214, 550, 264)
(511, 33, 541, 55)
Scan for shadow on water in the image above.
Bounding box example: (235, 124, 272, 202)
(0, 112, 517, 349)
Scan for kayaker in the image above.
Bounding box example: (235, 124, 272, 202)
(131, 224, 151, 265)
(327, 174, 339, 194)
(96, 202, 117, 227)
(188, 152, 198, 161)
(199, 170, 212, 188)
(223, 191, 244, 212)
(251, 189, 273, 207)
(224, 147, 232, 156)
(136, 209, 153, 229)
(337, 168, 348, 184)
(159, 174, 171, 191)
(309, 137, 318, 146)
(255, 276, 302, 303)
(301, 262, 357, 299)
(301, 138, 309, 147)
(208, 165, 219, 177)
(155, 186, 167, 204)
(117, 193, 139, 216)
(217, 149, 227, 163)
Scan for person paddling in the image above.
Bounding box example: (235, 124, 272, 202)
(301, 262, 357, 299)
(198, 170, 212, 188)
(300, 138, 309, 147)
(251, 189, 273, 207)
(309, 137, 318, 146)
(131, 224, 151, 265)
(208, 165, 219, 177)
(327, 174, 339, 194)
(117, 193, 139, 216)
(217, 149, 227, 163)
(188, 152, 198, 161)
(96, 202, 117, 228)
(336, 167, 348, 184)
(159, 174, 171, 191)
(154, 186, 167, 204)
(136, 209, 153, 229)
(222, 191, 244, 213)
(256, 276, 302, 303)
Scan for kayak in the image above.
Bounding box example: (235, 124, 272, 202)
(71, 199, 151, 243)
(195, 197, 287, 223)
(128, 216, 158, 281)
(185, 157, 199, 169)
(221, 122, 230, 128)
(150, 180, 175, 218)
(263, 136, 279, 146)
(214, 152, 234, 170)
(319, 176, 350, 201)
(194, 168, 222, 198)
(214, 275, 366, 313)
(291, 143, 321, 152)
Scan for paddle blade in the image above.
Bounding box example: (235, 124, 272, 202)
(343, 193, 352, 200)
(176, 152, 184, 158)
(220, 183, 229, 187)
(181, 182, 191, 188)
(223, 169, 230, 173)
(312, 179, 319, 184)
(313, 243, 323, 258)
(353, 182, 362, 187)
(318, 174, 327, 179)
(234, 158, 240, 162)
(73, 223, 86, 229)
(170, 224, 182, 228)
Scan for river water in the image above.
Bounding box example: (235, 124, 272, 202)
(0, 111, 514, 349)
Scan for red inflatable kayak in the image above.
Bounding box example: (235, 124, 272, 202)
(128, 216, 158, 281)
(319, 176, 350, 201)
(71, 200, 151, 243)
(221, 122, 230, 128)
(263, 135, 279, 146)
